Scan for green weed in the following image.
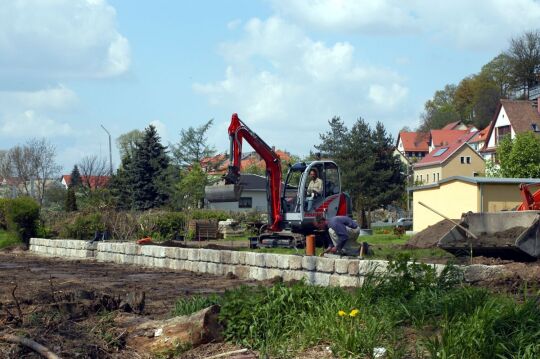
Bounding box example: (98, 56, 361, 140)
(171, 294, 221, 317)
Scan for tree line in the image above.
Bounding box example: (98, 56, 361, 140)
(419, 30, 540, 132)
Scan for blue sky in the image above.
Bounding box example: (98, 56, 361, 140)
(1, 0, 540, 172)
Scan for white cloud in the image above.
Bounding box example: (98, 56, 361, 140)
(369, 84, 408, 107)
(194, 17, 408, 154)
(271, 0, 540, 50)
(0, 85, 76, 140)
(0, 85, 78, 111)
(0, 110, 73, 138)
(271, 0, 417, 34)
(0, 0, 131, 87)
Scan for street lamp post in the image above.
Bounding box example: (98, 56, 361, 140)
(100, 125, 113, 176)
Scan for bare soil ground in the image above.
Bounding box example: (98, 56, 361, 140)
(0, 251, 259, 358)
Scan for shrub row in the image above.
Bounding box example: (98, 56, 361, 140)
(41, 208, 266, 241)
(0, 197, 40, 245)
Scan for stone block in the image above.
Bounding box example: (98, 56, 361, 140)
(233, 265, 251, 279)
(464, 264, 509, 283)
(231, 251, 246, 265)
(277, 255, 290, 269)
(329, 274, 361, 287)
(334, 259, 351, 274)
(249, 267, 268, 281)
(123, 244, 137, 255)
(173, 248, 187, 260)
(312, 272, 331, 286)
(206, 262, 221, 275)
(245, 253, 266, 267)
(266, 268, 284, 280)
(358, 260, 388, 276)
(152, 246, 166, 258)
(206, 249, 221, 263)
(289, 256, 303, 270)
(197, 262, 208, 273)
(282, 270, 306, 282)
(164, 247, 177, 259)
(140, 245, 154, 257)
(221, 250, 232, 264)
(265, 254, 279, 268)
(316, 257, 335, 273)
(187, 249, 199, 261)
(302, 256, 317, 271)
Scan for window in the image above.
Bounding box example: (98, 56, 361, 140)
(437, 173, 440, 181)
(420, 175, 423, 182)
(239, 197, 252, 208)
(496, 125, 511, 144)
(324, 162, 340, 195)
(433, 148, 448, 157)
(433, 173, 436, 182)
(460, 156, 465, 164)
(466, 156, 471, 164)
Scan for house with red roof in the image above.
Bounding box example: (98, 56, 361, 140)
(413, 132, 485, 185)
(468, 125, 491, 152)
(481, 99, 540, 161)
(394, 132, 430, 164)
(428, 129, 471, 152)
(441, 121, 472, 131)
(201, 149, 293, 175)
(61, 175, 110, 190)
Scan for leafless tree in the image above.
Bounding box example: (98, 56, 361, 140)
(0, 138, 61, 206)
(78, 155, 109, 194)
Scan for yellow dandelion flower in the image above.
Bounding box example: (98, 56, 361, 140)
(349, 309, 360, 317)
(338, 310, 346, 317)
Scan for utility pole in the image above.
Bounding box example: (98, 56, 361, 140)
(100, 125, 113, 176)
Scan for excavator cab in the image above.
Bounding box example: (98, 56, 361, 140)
(281, 161, 349, 231)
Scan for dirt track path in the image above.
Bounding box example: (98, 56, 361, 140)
(0, 251, 256, 317)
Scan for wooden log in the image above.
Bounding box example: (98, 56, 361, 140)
(0, 334, 61, 359)
(115, 305, 223, 354)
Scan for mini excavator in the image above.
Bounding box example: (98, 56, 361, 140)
(205, 113, 352, 248)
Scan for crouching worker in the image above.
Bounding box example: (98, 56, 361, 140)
(324, 216, 361, 256)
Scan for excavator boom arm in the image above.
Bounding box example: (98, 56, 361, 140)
(225, 113, 283, 231)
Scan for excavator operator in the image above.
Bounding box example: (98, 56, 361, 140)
(306, 168, 323, 211)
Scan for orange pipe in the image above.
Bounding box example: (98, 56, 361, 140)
(306, 235, 316, 256)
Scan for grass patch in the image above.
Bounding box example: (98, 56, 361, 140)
(171, 294, 221, 317)
(0, 230, 21, 249)
(171, 255, 540, 358)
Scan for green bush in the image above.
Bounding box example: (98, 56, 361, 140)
(138, 211, 187, 240)
(0, 230, 21, 249)
(189, 209, 229, 221)
(0, 198, 9, 229)
(4, 197, 40, 244)
(60, 212, 106, 240)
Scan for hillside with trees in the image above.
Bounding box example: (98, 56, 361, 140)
(419, 30, 540, 132)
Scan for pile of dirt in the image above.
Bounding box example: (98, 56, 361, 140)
(405, 219, 456, 249)
(451, 226, 527, 246)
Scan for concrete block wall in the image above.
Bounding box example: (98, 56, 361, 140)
(28, 238, 507, 286)
(29, 238, 97, 258)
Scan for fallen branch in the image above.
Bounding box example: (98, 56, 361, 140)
(11, 283, 23, 322)
(204, 348, 248, 359)
(0, 333, 61, 359)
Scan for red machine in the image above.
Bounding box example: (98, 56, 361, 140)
(205, 113, 351, 247)
(518, 183, 540, 210)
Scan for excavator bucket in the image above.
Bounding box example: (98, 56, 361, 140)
(438, 211, 540, 261)
(205, 183, 243, 202)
